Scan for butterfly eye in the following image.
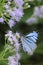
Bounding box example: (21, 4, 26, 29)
(21, 31, 38, 55)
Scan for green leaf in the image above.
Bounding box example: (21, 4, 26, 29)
(21, 7, 34, 22)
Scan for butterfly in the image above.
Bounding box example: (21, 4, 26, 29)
(21, 31, 38, 55)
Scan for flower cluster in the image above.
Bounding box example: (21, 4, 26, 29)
(5, 31, 20, 44)
(26, 5, 43, 24)
(8, 54, 20, 65)
(0, 0, 24, 28)
(5, 30, 20, 65)
(34, 5, 43, 18)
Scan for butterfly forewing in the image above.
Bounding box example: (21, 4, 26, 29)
(26, 31, 38, 38)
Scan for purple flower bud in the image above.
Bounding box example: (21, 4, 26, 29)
(14, 0, 24, 7)
(34, 7, 40, 17)
(9, 7, 24, 21)
(40, 5, 43, 14)
(0, 17, 4, 23)
(26, 17, 38, 24)
(8, 19, 16, 28)
(4, 4, 9, 9)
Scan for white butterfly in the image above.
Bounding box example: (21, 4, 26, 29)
(21, 31, 38, 55)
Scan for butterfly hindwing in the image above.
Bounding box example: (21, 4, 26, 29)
(21, 37, 33, 55)
(25, 37, 37, 51)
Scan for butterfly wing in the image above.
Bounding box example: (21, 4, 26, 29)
(21, 37, 33, 55)
(21, 31, 38, 55)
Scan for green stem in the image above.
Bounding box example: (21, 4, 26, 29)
(0, 44, 9, 58)
(24, 0, 29, 3)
